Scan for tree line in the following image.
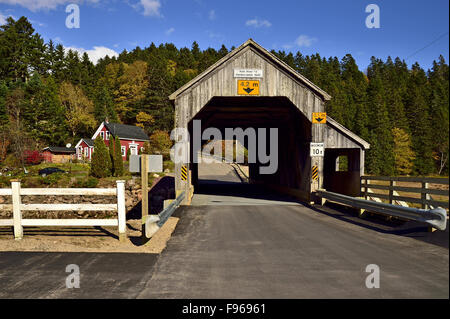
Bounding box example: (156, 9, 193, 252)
(0, 16, 448, 176)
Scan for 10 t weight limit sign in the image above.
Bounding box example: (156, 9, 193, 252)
(310, 143, 324, 157)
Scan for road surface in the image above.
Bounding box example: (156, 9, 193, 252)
(0, 161, 448, 298)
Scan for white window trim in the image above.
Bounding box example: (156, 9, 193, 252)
(91, 122, 105, 140)
(121, 146, 126, 157)
(100, 131, 104, 139)
(105, 131, 110, 140)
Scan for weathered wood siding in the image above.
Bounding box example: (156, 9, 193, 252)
(324, 124, 361, 149)
(173, 42, 367, 200)
(175, 47, 326, 129)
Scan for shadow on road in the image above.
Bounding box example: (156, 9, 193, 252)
(309, 201, 449, 249)
(196, 179, 301, 204)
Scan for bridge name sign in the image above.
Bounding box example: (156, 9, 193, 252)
(233, 69, 263, 78)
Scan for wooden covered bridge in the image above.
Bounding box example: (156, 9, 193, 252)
(169, 39, 369, 202)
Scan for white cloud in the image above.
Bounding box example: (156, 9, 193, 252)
(281, 44, 293, 50)
(165, 27, 175, 35)
(295, 35, 317, 47)
(208, 9, 215, 20)
(66, 46, 119, 64)
(0, 0, 99, 11)
(245, 18, 271, 28)
(134, 0, 161, 17)
(0, 11, 8, 25)
(0, 10, 16, 24)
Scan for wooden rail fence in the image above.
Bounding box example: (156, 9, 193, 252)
(361, 176, 449, 209)
(0, 180, 127, 241)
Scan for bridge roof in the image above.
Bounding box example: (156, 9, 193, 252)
(169, 38, 331, 101)
(327, 117, 370, 149)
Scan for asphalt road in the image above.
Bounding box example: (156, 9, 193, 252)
(137, 162, 449, 298)
(0, 162, 448, 298)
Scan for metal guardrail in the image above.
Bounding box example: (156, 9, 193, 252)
(144, 191, 186, 238)
(316, 189, 447, 231)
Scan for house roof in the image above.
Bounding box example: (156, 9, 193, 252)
(104, 122, 149, 141)
(169, 38, 331, 101)
(327, 117, 370, 149)
(43, 147, 76, 154)
(75, 138, 94, 148)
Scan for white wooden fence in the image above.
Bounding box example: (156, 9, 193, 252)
(0, 180, 127, 241)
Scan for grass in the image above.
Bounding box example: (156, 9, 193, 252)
(0, 159, 175, 189)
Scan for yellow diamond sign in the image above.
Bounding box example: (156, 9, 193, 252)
(237, 80, 260, 95)
(312, 112, 327, 124)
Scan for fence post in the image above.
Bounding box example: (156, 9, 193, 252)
(116, 180, 127, 242)
(421, 182, 429, 209)
(364, 178, 369, 200)
(11, 180, 22, 240)
(389, 179, 395, 205)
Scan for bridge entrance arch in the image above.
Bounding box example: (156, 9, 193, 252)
(170, 39, 369, 203)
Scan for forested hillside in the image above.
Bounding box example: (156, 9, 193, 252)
(0, 16, 448, 176)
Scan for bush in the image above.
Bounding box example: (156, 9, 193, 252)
(90, 136, 112, 178)
(74, 176, 98, 188)
(24, 150, 43, 165)
(40, 173, 63, 185)
(2, 154, 20, 168)
(149, 130, 172, 159)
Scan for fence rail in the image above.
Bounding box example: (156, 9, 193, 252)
(361, 176, 449, 209)
(0, 180, 127, 241)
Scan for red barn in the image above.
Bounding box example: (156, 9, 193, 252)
(75, 121, 149, 161)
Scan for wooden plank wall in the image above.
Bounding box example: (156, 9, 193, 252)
(173, 46, 364, 199)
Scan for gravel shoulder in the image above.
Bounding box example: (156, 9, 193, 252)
(0, 216, 179, 254)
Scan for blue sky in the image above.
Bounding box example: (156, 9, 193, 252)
(0, 0, 448, 71)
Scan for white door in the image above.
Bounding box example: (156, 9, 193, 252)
(129, 145, 138, 155)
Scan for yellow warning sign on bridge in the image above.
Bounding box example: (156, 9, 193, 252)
(181, 165, 188, 181)
(312, 112, 327, 124)
(237, 80, 260, 95)
(312, 165, 319, 180)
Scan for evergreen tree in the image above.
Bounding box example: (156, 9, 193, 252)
(392, 128, 415, 175)
(90, 136, 112, 178)
(113, 136, 124, 176)
(365, 75, 394, 175)
(405, 63, 433, 174)
(22, 75, 68, 145)
(0, 81, 8, 128)
(108, 135, 115, 174)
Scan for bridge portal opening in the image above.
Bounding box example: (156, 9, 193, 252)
(188, 96, 312, 197)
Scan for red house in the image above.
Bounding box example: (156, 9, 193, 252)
(75, 121, 149, 161)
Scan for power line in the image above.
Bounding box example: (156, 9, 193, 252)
(406, 32, 449, 61)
